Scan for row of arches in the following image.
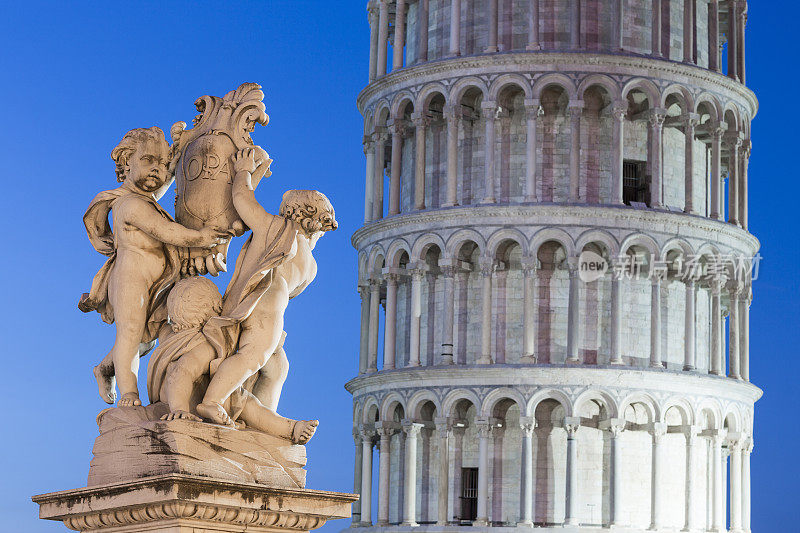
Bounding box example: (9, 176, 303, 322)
(364, 74, 752, 230)
(352, 386, 753, 530)
(367, 0, 748, 83)
(357, 227, 753, 384)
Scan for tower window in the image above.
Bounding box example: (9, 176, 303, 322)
(623, 160, 649, 206)
(459, 467, 478, 522)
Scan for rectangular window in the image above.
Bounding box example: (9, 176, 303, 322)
(459, 467, 478, 522)
(623, 160, 650, 206)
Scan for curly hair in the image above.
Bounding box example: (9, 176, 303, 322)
(278, 190, 338, 235)
(166, 276, 223, 332)
(110, 127, 168, 182)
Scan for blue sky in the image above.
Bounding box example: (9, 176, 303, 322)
(1, 1, 798, 531)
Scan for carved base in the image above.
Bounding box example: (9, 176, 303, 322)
(33, 473, 357, 532)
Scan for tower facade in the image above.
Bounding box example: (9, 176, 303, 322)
(348, 1, 759, 532)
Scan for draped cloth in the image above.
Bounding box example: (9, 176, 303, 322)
(78, 186, 181, 344)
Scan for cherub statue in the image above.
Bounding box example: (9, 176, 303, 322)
(80, 127, 230, 407)
(195, 147, 338, 426)
(147, 276, 318, 444)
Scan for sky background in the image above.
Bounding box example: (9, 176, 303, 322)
(1, 1, 798, 531)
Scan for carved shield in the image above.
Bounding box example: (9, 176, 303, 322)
(170, 83, 269, 275)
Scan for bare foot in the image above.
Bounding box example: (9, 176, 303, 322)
(161, 410, 201, 422)
(291, 420, 319, 445)
(93, 364, 116, 404)
(196, 401, 234, 426)
(118, 392, 141, 407)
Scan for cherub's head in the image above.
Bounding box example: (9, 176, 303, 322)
(167, 276, 222, 332)
(111, 127, 170, 195)
(279, 190, 338, 240)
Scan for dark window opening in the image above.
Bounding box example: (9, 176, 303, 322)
(459, 467, 478, 522)
(623, 160, 650, 206)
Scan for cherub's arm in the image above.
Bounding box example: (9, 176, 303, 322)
(121, 197, 228, 248)
(231, 148, 279, 234)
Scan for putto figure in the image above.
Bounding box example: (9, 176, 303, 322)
(80, 127, 229, 407)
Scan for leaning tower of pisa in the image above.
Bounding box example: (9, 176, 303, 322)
(348, 1, 759, 532)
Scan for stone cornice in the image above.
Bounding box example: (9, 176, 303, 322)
(356, 51, 758, 118)
(33, 474, 358, 532)
(351, 204, 760, 255)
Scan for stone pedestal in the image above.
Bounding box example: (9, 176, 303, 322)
(33, 473, 356, 532)
(33, 405, 357, 532)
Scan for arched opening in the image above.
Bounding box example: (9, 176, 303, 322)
(535, 240, 569, 363)
(457, 87, 486, 205)
(539, 85, 570, 202)
(492, 238, 524, 363)
(581, 85, 614, 204)
(579, 240, 613, 364)
(453, 240, 482, 364)
(450, 398, 480, 524)
(495, 84, 527, 203)
(533, 398, 568, 525)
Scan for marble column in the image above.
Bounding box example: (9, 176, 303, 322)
(570, 0, 580, 49)
(418, 0, 429, 62)
(728, 436, 743, 532)
(367, 278, 381, 373)
(721, 445, 730, 531)
(408, 266, 425, 367)
(649, 109, 666, 208)
(652, 0, 662, 56)
(376, 0, 389, 77)
(486, 0, 499, 52)
(740, 140, 751, 229)
(444, 105, 460, 207)
(739, 7, 747, 85)
(360, 429, 376, 526)
(728, 0, 740, 81)
(710, 123, 724, 220)
(481, 101, 497, 204)
(684, 279, 697, 370)
(392, 0, 407, 70)
(373, 131, 387, 220)
(740, 290, 751, 381)
(727, 135, 741, 227)
(478, 259, 494, 364)
(376, 426, 393, 526)
(609, 270, 624, 364)
(612, 102, 627, 205)
(566, 260, 580, 364)
(711, 431, 727, 532)
(684, 426, 702, 531)
(449, 0, 461, 56)
(412, 113, 428, 211)
(527, 0, 540, 50)
(364, 136, 375, 222)
(401, 422, 423, 526)
(650, 276, 663, 368)
(440, 263, 457, 365)
(743, 439, 753, 532)
(368, 3, 379, 82)
(604, 419, 626, 527)
(519, 417, 537, 526)
(650, 422, 667, 530)
(388, 121, 405, 216)
(684, 113, 699, 214)
(521, 260, 539, 363)
(353, 430, 363, 525)
(435, 417, 451, 525)
(616, 0, 625, 50)
(709, 0, 720, 72)
(475, 419, 492, 526)
(683, 0, 695, 62)
(728, 282, 741, 379)
(564, 418, 581, 526)
(568, 103, 582, 202)
(524, 100, 541, 202)
(383, 271, 400, 370)
(710, 279, 723, 375)
(358, 284, 370, 375)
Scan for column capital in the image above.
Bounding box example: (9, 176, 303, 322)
(443, 104, 462, 122)
(724, 130, 744, 150)
(368, 276, 383, 289)
(519, 416, 537, 435)
(407, 262, 427, 279)
(726, 432, 744, 451)
(381, 267, 404, 284)
(710, 428, 729, 445)
(523, 98, 544, 118)
(388, 118, 409, 137)
(648, 108, 667, 126)
(740, 138, 752, 158)
(434, 416, 451, 435)
(354, 427, 363, 444)
(728, 278, 745, 297)
(476, 417, 493, 437)
(376, 423, 396, 440)
(410, 112, 430, 129)
(480, 100, 499, 119)
(360, 426, 377, 441)
(611, 101, 628, 119)
(567, 100, 585, 116)
(744, 436, 754, 454)
(651, 422, 668, 442)
(683, 424, 702, 443)
(564, 416, 581, 438)
(438, 259, 459, 278)
(521, 257, 540, 274)
(683, 112, 701, 128)
(709, 120, 728, 139)
(401, 420, 424, 437)
(478, 257, 495, 275)
(600, 418, 626, 437)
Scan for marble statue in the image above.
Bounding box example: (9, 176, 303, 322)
(79, 83, 335, 446)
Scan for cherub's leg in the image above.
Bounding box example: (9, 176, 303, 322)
(252, 345, 289, 411)
(106, 282, 150, 407)
(161, 343, 216, 422)
(200, 286, 288, 411)
(239, 389, 318, 444)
